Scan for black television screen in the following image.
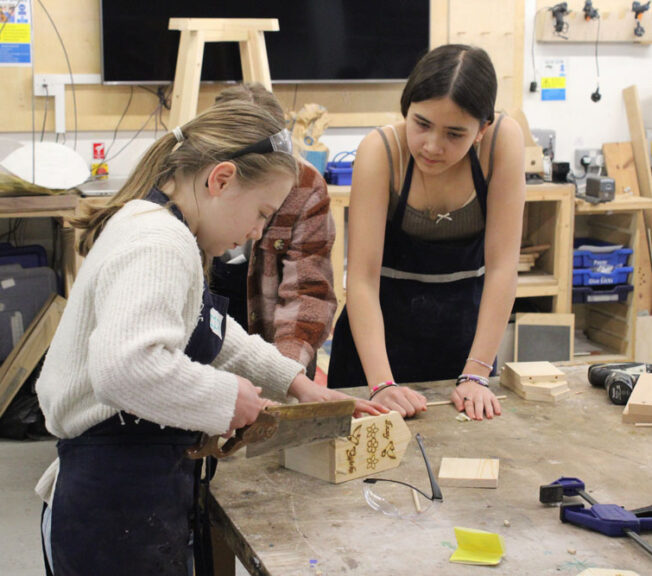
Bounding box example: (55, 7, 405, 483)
(100, 1, 430, 84)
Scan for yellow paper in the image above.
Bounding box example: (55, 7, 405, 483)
(449, 526, 505, 565)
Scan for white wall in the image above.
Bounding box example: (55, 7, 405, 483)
(522, 0, 652, 165)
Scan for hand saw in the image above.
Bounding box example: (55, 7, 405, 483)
(186, 399, 355, 459)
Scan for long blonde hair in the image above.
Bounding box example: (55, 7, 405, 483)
(73, 100, 297, 256)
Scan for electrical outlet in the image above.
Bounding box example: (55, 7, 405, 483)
(574, 148, 603, 171)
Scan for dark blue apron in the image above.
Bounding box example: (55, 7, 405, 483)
(211, 257, 249, 331)
(328, 148, 489, 388)
(45, 189, 229, 576)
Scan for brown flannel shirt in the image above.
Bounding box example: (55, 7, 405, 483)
(246, 160, 337, 368)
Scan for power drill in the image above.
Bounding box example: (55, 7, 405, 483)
(587, 362, 652, 405)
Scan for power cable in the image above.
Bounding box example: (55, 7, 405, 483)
(591, 16, 601, 102)
(104, 86, 134, 159)
(40, 84, 49, 141)
(105, 102, 162, 163)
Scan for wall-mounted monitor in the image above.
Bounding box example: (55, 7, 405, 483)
(100, 0, 430, 84)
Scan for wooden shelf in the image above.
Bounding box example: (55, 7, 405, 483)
(0, 194, 79, 218)
(516, 272, 560, 298)
(572, 204, 645, 360)
(575, 194, 652, 214)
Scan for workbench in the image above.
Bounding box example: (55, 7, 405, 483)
(208, 365, 651, 575)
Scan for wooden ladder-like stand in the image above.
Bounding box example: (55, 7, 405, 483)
(168, 18, 279, 127)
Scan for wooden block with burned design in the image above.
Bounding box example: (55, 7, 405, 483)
(282, 411, 411, 483)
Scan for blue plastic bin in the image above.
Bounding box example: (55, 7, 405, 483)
(324, 151, 355, 186)
(572, 284, 633, 303)
(573, 266, 633, 286)
(0, 242, 48, 269)
(573, 237, 632, 269)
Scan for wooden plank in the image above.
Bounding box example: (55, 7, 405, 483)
(429, 0, 449, 48)
(586, 309, 629, 339)
(603, 142, 641, 196)
(504, 361, 566, 380)
(0, 194, 78, 216)
(622, 403, 652, 424)
(623, 85, 652, 199)
(437, 457, 499, 488)
(624, 373, 652, 417)
(168, 18, 279, 32)
(521, 387, 571, 403)
(536, 9, 652, 43)
(0, 294, 66, 417)
(635, 315, 652, 362)
(586, 327, 628, 355)
(623, 85, 652, 314)
(501, 362, 570, 402)
(575, 195, 652, 214)
(602, 141, 652, 313)
(168, 29, 205, 127)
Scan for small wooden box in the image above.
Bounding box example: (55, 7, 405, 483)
(283, 411, 410, 483)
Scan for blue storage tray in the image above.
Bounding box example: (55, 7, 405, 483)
(325, 165, 353, 185)
(573, 284, 633, 303)
(573, 266, 633, 286)
(0, 242, 48, 268)
(324, 151, 355, 186)
(573, 237, 632, 269)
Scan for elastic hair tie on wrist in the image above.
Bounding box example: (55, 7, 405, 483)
(468, 357, 493, 371)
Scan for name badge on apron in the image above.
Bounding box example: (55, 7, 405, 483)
(209, 308, 224, 339)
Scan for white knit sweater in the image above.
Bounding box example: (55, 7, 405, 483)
(35, 200, 303, 500)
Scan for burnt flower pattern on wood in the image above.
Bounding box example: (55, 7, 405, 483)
(346, 419, 398, 473)
(284, 411, 411, 483)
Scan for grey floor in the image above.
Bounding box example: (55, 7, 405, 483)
(0, 438, 247, 575)
(0, 438, 55, 576)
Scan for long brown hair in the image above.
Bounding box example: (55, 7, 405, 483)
(72, 100, 297, 256)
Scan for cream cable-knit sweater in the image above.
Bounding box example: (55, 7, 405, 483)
(35, 200, 303, 501)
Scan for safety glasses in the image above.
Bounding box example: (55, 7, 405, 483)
(229, 128, 293, 159)
(362, 433, 443, 519)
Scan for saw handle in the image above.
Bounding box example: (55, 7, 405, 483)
(186, 411, 279, 459)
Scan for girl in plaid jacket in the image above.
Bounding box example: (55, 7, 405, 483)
(212, 85, 337, 378)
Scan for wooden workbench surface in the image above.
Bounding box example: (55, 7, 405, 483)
(216, 369, 652, 575)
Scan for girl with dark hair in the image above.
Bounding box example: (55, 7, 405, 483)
(328, 44, 525, 421)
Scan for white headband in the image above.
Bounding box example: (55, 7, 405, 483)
(172, 126, 185, 143)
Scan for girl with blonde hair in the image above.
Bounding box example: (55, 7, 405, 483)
(36, 100, 382, 575)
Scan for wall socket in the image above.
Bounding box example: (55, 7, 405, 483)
(574, 148, 604, 171)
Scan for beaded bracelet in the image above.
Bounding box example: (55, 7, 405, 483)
(369, 381, 397, 400)
(467, 357, 494, 371)
(456, 374, 490, 388)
